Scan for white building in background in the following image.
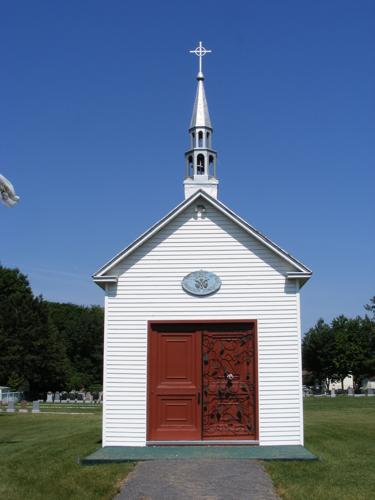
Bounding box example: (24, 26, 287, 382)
(361, 378, 375, 391)
(0, 386, 10, 400)
(329, 376, 354, 391)
(93, 43, 312, 448)
(329, 375, 375, 392)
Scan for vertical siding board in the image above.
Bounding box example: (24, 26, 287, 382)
(103, 204, 302, 446)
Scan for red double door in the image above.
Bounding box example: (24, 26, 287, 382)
(148, 322, 257, 442)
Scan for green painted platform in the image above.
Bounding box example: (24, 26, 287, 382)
(82, 445, 317, 465)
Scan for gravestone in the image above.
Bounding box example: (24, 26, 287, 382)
(54, 392, 61, 403)
(61, 392, 68, 403)
(347, 387, 354, 396)
(69, 392, 76, 402)
(19, 400, 28, 413)
(330, 389, 336, 398)
(368, 388, 374, 397)
(85, 392, 93, 403)
(46, 392, 53, 403)
(6, 400, 15, 413)
(32, 401, 40, 413)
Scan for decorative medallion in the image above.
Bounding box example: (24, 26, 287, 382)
(181, 270, 221, 296)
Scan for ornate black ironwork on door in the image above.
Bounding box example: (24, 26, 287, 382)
(202, 329, 256, 439)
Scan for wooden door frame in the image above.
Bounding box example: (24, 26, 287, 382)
(147, 320, 259, 443)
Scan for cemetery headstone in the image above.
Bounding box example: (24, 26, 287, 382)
(46, 392, 53, 403)
(54, 392, 61, 403)
(347, 387, 354, 396)
(69, 392, 76, 402)
(19, 400, 28, 413)
(330, 389, 336, 398)
(61, 392, 68, 403)
(32, 400, 40, 413)
(85, 392, 93, 403)
(6, 400, 15, 413)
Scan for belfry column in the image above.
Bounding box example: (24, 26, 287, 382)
(184, 42, 219, 199)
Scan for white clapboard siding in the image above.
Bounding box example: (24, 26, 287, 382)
(103, 202, 303, 447)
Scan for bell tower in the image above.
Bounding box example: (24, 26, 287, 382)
(184, 42, 218, 199)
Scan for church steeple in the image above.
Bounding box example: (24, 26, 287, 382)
(184, 42, 218, 199)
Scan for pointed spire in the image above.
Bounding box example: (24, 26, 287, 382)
(184, 42, 218, 200)
(190, 76, 212, 129)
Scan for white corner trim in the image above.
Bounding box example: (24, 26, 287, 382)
(296, 281, 304, 446)
(102, 285, 109, 446)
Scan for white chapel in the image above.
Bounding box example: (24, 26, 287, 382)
(93, 43, 312, 448)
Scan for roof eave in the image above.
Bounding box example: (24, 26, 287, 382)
(92, 275, 118, 290)
(286, 271, 313, 288)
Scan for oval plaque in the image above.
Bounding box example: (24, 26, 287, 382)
(182, 270, 221, 296)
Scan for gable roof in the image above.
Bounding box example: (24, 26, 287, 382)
(93, 190, 312, 287)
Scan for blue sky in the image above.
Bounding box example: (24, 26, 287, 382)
(1, 1, 374, 332)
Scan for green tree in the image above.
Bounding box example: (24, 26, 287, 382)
(361, 296, 375, 384)
(364, 296, 375, 320)
(331, 314, 375, 389)
(304, 308, 375, 391)
(0, 266, 69, 398)
(47, 302, 104, 389)
(302, 318, 336, 390)
(354, 315, 375, 386)
(331, 316, 359, 388)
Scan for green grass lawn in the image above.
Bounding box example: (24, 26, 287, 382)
(1, 398, 374, 499)
(0, 412, 133, 500)
(266, 397, 375, 500)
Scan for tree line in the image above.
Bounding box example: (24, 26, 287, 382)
(0, 265, 103, 399)
(302, 297, 375, 391)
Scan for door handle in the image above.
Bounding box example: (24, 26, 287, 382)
(197, 392, 201, 405)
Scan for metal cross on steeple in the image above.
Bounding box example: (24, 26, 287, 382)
(189, 41, 212, 76)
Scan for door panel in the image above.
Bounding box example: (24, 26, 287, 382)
(159, 336, 195, 385)
(148, 329, 201, 441)
(202, 328, 257, 439)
